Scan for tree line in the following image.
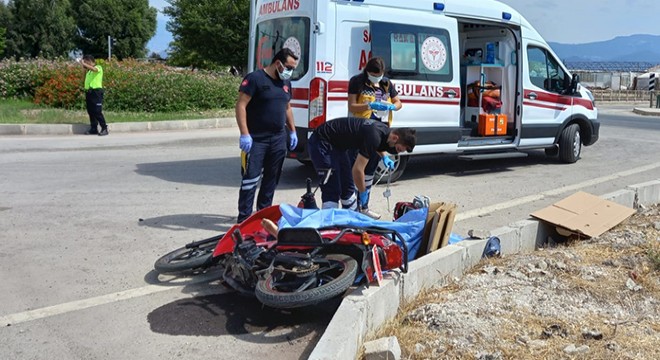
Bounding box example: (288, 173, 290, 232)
(0, 0, 251, 71)
(0, 0, 156, 60)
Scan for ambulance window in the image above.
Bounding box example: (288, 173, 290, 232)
(527, 46, 570, 93)
(371, 21, 453, 82)
(254, 17, 310, 80)
(390, 33, 416, 71)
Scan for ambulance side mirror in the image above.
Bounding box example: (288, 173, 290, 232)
(569, 74, 579, 95)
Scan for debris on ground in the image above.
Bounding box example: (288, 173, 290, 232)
(371, 204, 660, 359)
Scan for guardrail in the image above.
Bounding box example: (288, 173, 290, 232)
(591, 89, 655, 102)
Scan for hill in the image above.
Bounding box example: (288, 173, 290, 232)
(549, 34, 660, 64)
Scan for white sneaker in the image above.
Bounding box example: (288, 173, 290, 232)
(359, 208, 381, 220)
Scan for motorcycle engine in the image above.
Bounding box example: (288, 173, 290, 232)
(223, 240, 267, 294)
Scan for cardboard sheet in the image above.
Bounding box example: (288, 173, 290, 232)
(425, 203, 458, 254)
(530, 191, 635, 238)
(417, 202, 444, 258)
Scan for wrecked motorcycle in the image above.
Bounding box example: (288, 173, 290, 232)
(153, 180, 411, 309)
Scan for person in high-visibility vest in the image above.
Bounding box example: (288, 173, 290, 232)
(79, 55, 108, 136)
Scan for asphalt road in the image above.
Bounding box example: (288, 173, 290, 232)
(0, 105, 659, 360)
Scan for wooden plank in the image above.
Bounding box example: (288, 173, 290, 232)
(439, 204, 457, 248)
(425, 209, 442, 255)
(427, 205, 449, 253)
(416, 202, 444, 258)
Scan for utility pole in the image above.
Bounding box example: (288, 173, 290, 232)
(108, 35, 112, 60)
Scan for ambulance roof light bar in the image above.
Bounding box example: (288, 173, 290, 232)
(502, 12, 512, 21)
(433, 3, 445, 11)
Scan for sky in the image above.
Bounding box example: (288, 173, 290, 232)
(146, 0, 660, 53)
(146, 0, 172, 54)
(497, 0, 660, 44)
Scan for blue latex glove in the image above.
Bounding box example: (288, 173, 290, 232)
(368, 102, 390, 111)
(358, 190, 370, 208)
(387, 103, 397, 111)
(289, 130, 298, 150)
(239, 134, 252, 153)
(381, 155, 395, 170)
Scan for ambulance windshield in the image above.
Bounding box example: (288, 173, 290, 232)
(254, 17, 310, 81)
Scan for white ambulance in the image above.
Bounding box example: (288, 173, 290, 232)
(248, 0, 599, 181)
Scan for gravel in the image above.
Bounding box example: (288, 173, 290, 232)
(377, 205, 660, 359)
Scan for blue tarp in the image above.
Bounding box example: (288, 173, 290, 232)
(277, 204, 428, 261)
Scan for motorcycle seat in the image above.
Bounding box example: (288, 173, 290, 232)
(277, 227, 325, 247)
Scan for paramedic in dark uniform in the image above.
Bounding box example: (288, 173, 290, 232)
(307, 117, 416, 216)
(235, 48, 299, 223)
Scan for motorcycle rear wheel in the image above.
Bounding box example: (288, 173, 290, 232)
(153, 234, 222, 274)
(255, 253, 357, 309)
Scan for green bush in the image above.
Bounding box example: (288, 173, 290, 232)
(0, 59, 241, 112)
(102, 60, 241, 112)
(0, 58, 61, 99)
(34, 64, 85, 109)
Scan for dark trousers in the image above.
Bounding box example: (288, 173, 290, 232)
(360, 152, 381, 208)
(308, 134, 357, 209)
(339, 149, 380, 209)
(86, 89, 107, 131)
(237, 132, 287, 223)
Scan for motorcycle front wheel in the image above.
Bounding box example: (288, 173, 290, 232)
(153, 234, 222, 274)
(255, 253, 358, 309)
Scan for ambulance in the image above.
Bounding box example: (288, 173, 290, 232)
(249, 0, 599, 181)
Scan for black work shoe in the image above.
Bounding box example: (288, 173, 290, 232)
(85, 129, 98, 135)
(98, 129, 109, 136)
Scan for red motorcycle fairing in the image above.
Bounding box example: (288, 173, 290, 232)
(212, 205, 405, 273)
(212, 205, 282, 257)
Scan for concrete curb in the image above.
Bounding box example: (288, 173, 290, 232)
(632, 107, 660, 116)
(308, 179, 660, 360)
(0, 117, 236, 135)
(1, 103, 658, 136)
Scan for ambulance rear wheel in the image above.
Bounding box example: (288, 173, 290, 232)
(558, 124, 581, 163)
(375, 155, 408, 183)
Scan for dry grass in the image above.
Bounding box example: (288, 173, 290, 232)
(368, 205, 660, 360)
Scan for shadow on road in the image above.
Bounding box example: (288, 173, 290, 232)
(147, 291, 337, 359)
(399, 150, 561, 181)
(135, 158, 234, 186)
(134, 157, 316, 190)
(138, 213, 235, 232)
(134, 149, 562, 191)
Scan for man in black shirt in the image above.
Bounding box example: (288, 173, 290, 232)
(308, 117, 416, 218)
(235, 48, 299, 223)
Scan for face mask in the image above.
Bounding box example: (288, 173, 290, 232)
(278, 62, 293, 80)
(368, 74, 383, 84)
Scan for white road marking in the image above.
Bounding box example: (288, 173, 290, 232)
(3, 162, 659, 326)
(1, 271, 224, 326)
(455, 162, 660, 221)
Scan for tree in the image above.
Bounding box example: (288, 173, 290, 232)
(0, 3, 10, 56)
(164, 0, 249, 70)
(72, 0, 157, 60)
(3, 0, 77, 59)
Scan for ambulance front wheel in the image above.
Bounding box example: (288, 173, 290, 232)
(558, 124, 581, 163)
(375, 155, 408, 183)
